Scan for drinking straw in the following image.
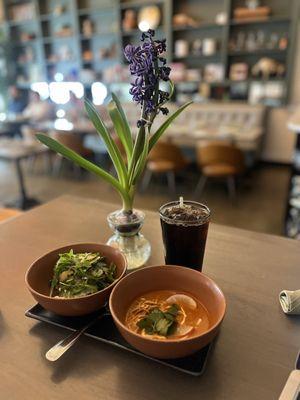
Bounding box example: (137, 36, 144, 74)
(179, 196, 184, 207)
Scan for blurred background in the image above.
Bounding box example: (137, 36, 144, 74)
(0, 0, 299, 238)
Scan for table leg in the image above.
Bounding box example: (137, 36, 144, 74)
(9, 159, 40, 210)
(16, 159, 26, 200)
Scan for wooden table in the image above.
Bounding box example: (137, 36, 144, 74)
(33, 119, 94, 135)
(0, 139, 49, 210)
(1, 195, 299, 400)
(33, 118, 112, 135)
(0, 115, 30, 138)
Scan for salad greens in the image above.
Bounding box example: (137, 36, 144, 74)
(50, 250, 117, 298)
(137, 304, 179, 337)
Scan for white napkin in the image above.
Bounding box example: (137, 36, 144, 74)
(279, 290, 300, 315)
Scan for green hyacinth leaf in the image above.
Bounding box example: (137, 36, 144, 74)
(148, 101, 193, 152)
(131, 136, 149, 186)
(36, 133, 131, 205)
(128, 125, 146, 182)
(109, 93, 133, 159)
(84, 98, 128, 187)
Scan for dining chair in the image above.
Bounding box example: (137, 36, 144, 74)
(141, 141, 188, 195)
(21, 126, 52, 173)
(195, 142, 245, 201)
(51, 131, 93, 177)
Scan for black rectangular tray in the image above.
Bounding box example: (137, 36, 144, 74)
(25, 304, 211, 376)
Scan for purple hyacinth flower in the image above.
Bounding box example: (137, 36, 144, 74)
(124, 44, 139, 62)
(124, 29, 171, 123)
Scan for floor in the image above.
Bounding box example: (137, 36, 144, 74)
(0, 159, 290, 236)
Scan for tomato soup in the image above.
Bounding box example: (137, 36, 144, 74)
(125, 290, 210, 340)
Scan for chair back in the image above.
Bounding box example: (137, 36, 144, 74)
(196, 142, 245, 174)
(52, 131, 88, 156)
(111, 135, 127, 160)
(148, 141, 187, 168)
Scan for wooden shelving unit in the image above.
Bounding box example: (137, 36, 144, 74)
(0, 0, 297, 106)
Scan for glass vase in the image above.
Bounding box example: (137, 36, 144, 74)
(107, 209, 151, 270)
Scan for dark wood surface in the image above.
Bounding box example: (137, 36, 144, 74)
(0, 195, 299, 400)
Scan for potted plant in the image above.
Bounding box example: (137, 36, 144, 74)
(37, 30, 191, 269)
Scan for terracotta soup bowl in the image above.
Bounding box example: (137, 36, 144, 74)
(25, 243, 127, 316)
(109, 265, 226, 359)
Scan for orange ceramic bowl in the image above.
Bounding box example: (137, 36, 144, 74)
(109, 265, 226, 359)
(25, 243, 127, 316)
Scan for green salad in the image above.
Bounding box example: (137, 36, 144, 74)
(50, 249, 117, 298)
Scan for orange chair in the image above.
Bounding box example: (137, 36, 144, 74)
(112, 135, 127, 163)
(51, 131, 92, 176)
(142, 141, 188, 194)
(195, 142, 245, 200)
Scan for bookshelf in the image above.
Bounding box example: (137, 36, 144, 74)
(0, 0, 298, 106)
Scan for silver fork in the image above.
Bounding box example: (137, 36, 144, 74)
(45, 308, 108, 362)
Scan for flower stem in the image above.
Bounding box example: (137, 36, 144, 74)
(122, 189, 134, 212)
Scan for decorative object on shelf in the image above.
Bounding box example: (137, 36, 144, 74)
(252, 57, 285, 79)
(36, 30, 192, 270)
(229, 81, 248, 101)
(20, 32, 36, 42)
(279, 33, 289, 51)
(98, 43, 117, 60)
(192, 39, 202, 55)
(233, 5, 271, 21)
(186, 69, 201, 82)
(256, 30, 266, 49)
(249, 81, 284, 105)
(173, 13, 200, 28)
(58, 45, 74, 61)
(82, 50, 93, 62)
(264, 81, 285, 101)
(202, 38, 217, 56)
(175, 81, 200, 103)
(47, 47, 74, 63)
(9, 3, 35, 22)
(53, 5, 67, 16)
(215, 12, 228, 25)
(110, 43, 117, 59)
(122, 9, 137, 32)
(18, 47, 35, 63)
(204, 64, 224, 83)
(230, 30, 288, 54)
(55, 25, 73, 37)
(245, 31, 257, 51)
(174, 40, 189, 59)
(229, 31, 245, 51)
(99, 47, 110, 60)
(47, 54, 58, 63)
(82, 18, 94, 37)
(169, 63, 186, 82)
(229, 63, 249, 81)
(246, 0, 260, 9)
(138, 6, 161, 32)
(267, 32, 279, 50)
(248, 82, 264, 104)
(199, 82, 210, 99)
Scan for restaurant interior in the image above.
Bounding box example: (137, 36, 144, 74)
(1, 0, 300, 399)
